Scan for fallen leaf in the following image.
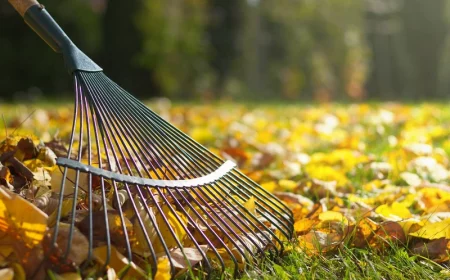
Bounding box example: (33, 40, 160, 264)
(93, 245, 147, 279)
(243, 196, 256, 215)
(0, 268, 13, 280)
(154, 257, 170, 280)
(411, 238, 449, 262)
(46, 223, 89, 266)
(409, 218, 450, 240)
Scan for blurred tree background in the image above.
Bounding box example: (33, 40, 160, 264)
(0, 0, 449, 101)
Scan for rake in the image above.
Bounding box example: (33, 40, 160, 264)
(8, 0, 293, 278)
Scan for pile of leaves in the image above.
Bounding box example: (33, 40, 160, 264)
(1, 102, 450, 278)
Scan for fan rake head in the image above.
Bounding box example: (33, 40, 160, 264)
(46, 71, 294, 278)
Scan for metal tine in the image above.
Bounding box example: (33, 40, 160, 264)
(86, 74, 189, 264)
(95, 79, 269, 254)
(83, 73, 164, 276)
(82, 87, 94, 268)
(94, 75, 225, 187)
(197, 182, 270, 254)
(101, 75, 223, 174)
(201, 181, 278, 252)
(93, 74, 288, 256)
(162, 190, 218, 277)
(89, 75, 257, 269)
(194, 167, 288, 245)
(80, 73, 114, 272)
(51, 74, 81, 257)
(96, 79, 217, 184)
(189, 186, 256, 260)
(173, 188, 238, 274)
(154, 187, 213, 276)
(85, 73, 189, 276)
(125, 97, 292, 221)
(90, 73, 188, 182)
(102, 82, 289, 234)
(231, 171, 294, 220)
(90, 73, 187, 181)
(81, 73, 136, 276)
(117, 99, 292, 241)
(90, 78, 243, 273)
(221, 174, 292, 241)
(229, 172, 294, 233)
(88, 74, 221, 278)
(106, 91, 219, 182)
(62, 78, 85, 264)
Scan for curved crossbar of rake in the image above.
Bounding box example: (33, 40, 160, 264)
(57, 158, 237, 188)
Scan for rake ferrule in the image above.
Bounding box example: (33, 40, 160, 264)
(23, 5, 102, 73)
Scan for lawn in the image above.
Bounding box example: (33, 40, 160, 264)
(0, 101, 450, 279)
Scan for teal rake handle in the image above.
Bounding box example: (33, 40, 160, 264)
(8, 0, 102, 73)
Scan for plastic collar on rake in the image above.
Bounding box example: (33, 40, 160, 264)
(57, 157, 237, 188)
(24, 5, 102, 74)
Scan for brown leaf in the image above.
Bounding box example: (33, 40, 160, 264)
(0, 164, 12, 184)
(93, 246, 147, 279)
(45, 140, 69, 158)
(37, 147, 57, 167)
(370, 221, 406, 250)
(0, 167, 15, 191)
(6, 157, 33, 181)
(298, 230, 342, 254)
(221, 147, 249, 165)
(15, 137, 38, 161)
(170, 246, 208, 270)
(252, 152, 275, 169)
(46, 223, 89, 267)
(77, 211, 134, 250)
(11, 175, 27, 190)
(352, 218, 378, 248)
(411, 238, 449, 262)
(33, 195, 59, 215)
(0, 151, 15, 163)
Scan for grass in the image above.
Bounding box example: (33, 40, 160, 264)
(240, 245, 448, 280)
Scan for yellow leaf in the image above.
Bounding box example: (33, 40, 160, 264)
(154, 257, 171, 280)
(0, 187, 48, 246)
(0, 245, 13, 262)
(136, 204, 187, 255)
(398, 218, 423, 235)
(93, 245, 147, 279)
(260, 181, 277, 192)
(243, 196, 256, 215)
(23, 159, 44, 172)
(294, 218, 315, 234)
(376, 202, 411, 220)
(47, 199, 73, 227)
(409, 218, 450, 240)
(10, 263, 26, 280)
(319, 211, 348, 224)
(278, 179, 297, 191)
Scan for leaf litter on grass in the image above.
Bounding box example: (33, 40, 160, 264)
(1, 102, 450, 278)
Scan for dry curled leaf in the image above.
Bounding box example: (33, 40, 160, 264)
(93, 245, 147, 279)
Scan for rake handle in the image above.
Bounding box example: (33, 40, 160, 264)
(8, 0, 102, 73)
(8, 0, 39, 17)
